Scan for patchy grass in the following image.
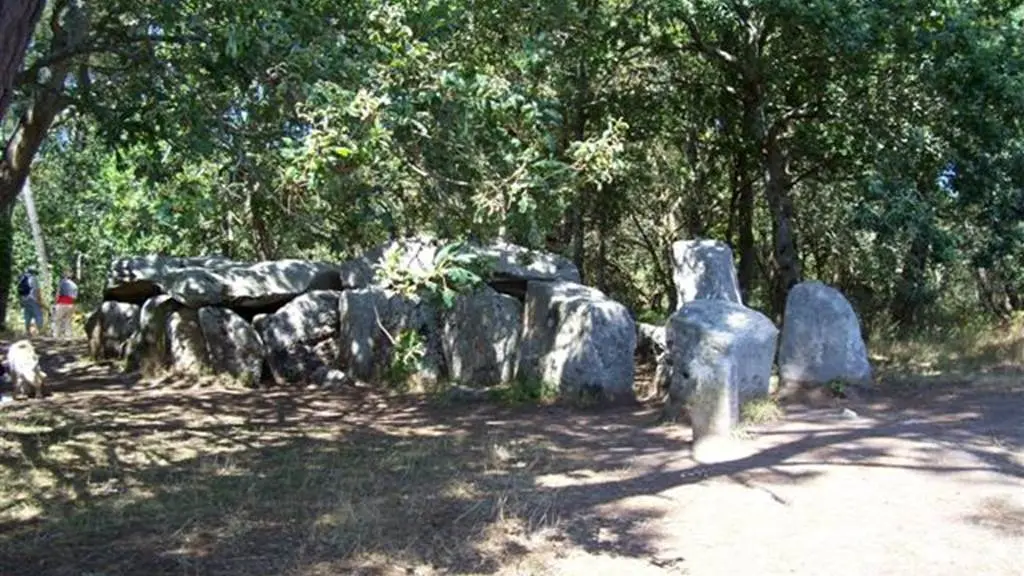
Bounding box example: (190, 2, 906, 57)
(488, 377, 559, 406)
(0, 344, 692, 576)
(870, 314, 1024, 374)
(867, 316, 1024, 397)
(740, 397, 784, 425)
(0, 391, 565, 574)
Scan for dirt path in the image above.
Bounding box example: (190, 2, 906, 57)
(0, 338, 1021, 576)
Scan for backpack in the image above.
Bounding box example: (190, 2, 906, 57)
(16, 274, 31, 297)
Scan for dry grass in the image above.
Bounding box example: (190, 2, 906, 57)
(740, 397, 784, 425)
(870, 314, 1024, 374)
(0, 341, 692, 576)
(866, 316, 1024, 399)
(0, 390, 573, 575)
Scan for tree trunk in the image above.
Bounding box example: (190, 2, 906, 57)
(22, 175, 51, 305)
(0, 1, 86, 321)
(683, 132, 706, 237)
(763, 127, 801, 317)
(596, 205, 608, 293)
(890, 229, 932, 328)
(570, 198, 585, 282)
(628, 207, 674, 313)
(0, 0, 86, 208)
(975, 267, 1011, 319)
(0, 0, 45, 124)
(740, 69, 800, 315)
(734, 152, 756, 304)
(0, 203, 14, 330)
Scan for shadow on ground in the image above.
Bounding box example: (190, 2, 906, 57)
(0, 338, 1021, 575)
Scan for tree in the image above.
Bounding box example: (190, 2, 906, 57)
(9, 0, 1024, 337)
(0, 0, 44, 124)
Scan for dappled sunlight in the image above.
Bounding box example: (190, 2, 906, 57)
(0, 338, 1021, 575)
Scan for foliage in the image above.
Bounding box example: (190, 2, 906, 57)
(1, 0, 1023, 337)
(386, 328, 427, 389)
(375, 241, 494, 309)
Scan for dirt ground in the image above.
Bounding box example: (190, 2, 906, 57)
(0, 338, 1021, 576)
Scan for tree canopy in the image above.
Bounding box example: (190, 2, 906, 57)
(3, 0, 1023, 334)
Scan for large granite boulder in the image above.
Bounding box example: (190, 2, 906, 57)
(337, 286, 444, 386)
(354, 236, 580, 299)
(671, 239, 742, 309)
(124, 295, 181, 375)
(664, 300, 778, 455)
(104, 256, 235, 303)
(199, 307, 264, 385)
(85, 301, 140, 360)
(778, 281, 872, 387)
(636, 322, 667, 360)
(253, 290, 343, 385)
(471, 240, 581, 284)
(103, 255, 346, 309)
(516, 281, 636, 404)
(166, 308, 210, 376)
(441, 286, 522, 387)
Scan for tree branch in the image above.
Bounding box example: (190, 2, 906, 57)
(678, 15, 740, 69)
(15, 33, 202, 87)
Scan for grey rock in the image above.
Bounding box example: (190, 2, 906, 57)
(254, 290, 342, 385)
(363, 236, 443, 280)
(355, 236, 580, 290)
(198, 307, 264, 385)
(124, 295, 181, 375)
(166, 308, 210, 375)
(104, 255, 235, 303)
(441, 286, 522, 387)
(314, 368, 350, 389)
(516, 281, 636, 404)
(664, 300, 778, 443)
(85, 301, 140, 360)
(653, 351, 672, 397)
(469, 240, 581, 283)
(671, 239, 742, 309)
(840, 408, 860, 420)
(444, 384, 492, 403)
(337, 257, 376, 288)
(778, 281, 872, 387)
(337, 286, 444, 385)
(636, 322, 667, 359)
(104, 255, 344, 309)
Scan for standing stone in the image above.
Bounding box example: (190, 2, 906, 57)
(86, 301, 141, 360)
(441, 286, 522, 387)
(337, 287, 444, 386)
(253, 290, 342, 385)
(124, 295, 180, 375)
(778, 281, 872, 387)
(166, 308, 210, 376)
(516, 281, 636, 404)
(671, 239, 742, 309)
(664, 300, 778, 459)
(199, 307, 264, 386)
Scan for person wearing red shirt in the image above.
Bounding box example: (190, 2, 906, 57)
(52, 268, 79, 340)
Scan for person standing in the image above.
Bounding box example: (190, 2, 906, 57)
(52, 268, 78, 340)
(16, 268, 44, 336)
